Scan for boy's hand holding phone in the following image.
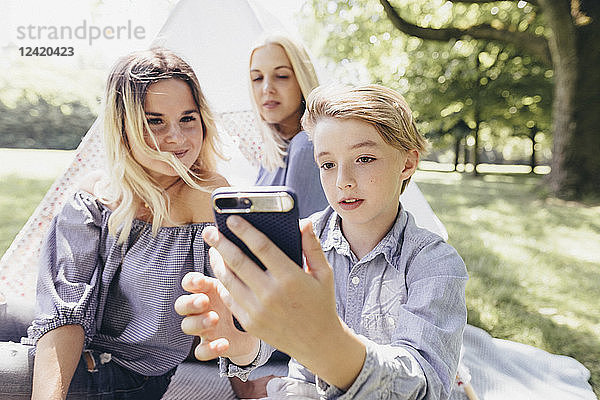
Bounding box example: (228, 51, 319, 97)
(202, 217, 366, 390)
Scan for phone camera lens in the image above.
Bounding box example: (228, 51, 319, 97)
(241, 198, 252, 208)
(216, 198, 238, 209)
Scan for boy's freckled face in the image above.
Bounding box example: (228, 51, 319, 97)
(313, 118, 412, 230)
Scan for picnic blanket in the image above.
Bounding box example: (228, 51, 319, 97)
(456, 325, 594, 399)
(159, 324, 595, 400)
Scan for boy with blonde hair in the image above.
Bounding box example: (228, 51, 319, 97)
(177, 84, 468, 399)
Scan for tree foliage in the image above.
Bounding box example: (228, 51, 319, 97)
(302, 0, 553, 166)
(0, 91, 96, 149)
(303, 0, 600, 199)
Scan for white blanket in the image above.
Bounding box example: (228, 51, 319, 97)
(161, 324, 596, 400)
(454, 325, 595, 400)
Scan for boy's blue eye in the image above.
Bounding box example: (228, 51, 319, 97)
(320, 162, 335, 170)
(357, 156, 375, 164)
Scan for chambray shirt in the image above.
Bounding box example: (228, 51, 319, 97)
(255, 131, 328, 218)
(23, 191, 211, 376)
(281, 205, 468, 400)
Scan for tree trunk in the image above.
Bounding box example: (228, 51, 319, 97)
(572, 0, 600, 197)
(379, 0, 600, 198)
(473, 121, 480, 176)
(541, 0, 600, 198)
(474, 55, 481, 176)
(464, 137, 470, 168)
(454, 137, 461, 171)
(530, 126, 538, 172)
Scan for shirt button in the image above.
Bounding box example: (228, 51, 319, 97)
(351, 276, 360, 285)
(387, 316, 395, 326)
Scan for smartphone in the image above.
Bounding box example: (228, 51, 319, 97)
(211, 186, 302, 331)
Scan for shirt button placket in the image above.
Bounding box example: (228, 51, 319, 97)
(348, 266, 366, 330)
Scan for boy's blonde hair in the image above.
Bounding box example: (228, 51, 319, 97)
(302, 84, 428, 194)
(101, 47, 224, 243)
(249, 34, 320, 171)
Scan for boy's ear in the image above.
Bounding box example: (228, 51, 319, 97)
(400, 149, 419, 180)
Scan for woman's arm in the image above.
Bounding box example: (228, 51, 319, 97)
(31, 324, 84, 400)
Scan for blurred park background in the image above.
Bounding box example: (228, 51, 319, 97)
(1, 0, 598, 396)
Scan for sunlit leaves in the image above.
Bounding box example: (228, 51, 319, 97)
(302, 0, 553, 163)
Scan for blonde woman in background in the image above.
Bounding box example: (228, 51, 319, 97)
(250, 34, 328, 218)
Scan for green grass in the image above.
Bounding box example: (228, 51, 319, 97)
(1, 164, 598, 396)
(0, 175, 54, 256)
(413, 170, 600, 397)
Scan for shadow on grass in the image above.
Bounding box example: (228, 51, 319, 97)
(462, 230, 600, 394)
(415, 173, 600, 396)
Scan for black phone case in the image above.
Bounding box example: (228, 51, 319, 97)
(211, 187, 302, 332)
(212, 187, 302, 269)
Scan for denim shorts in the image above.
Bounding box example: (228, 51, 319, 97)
(0, 343, 176, 400)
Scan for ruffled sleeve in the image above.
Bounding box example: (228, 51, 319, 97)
(23, 191, 104, 346)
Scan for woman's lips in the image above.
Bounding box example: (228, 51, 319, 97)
(338, 198, 364, 210)
(262, 101, 280, 110)
(172, 150, 188, 159)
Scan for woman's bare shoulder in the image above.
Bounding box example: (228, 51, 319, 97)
(207, 172, 230, 191)
(178, 173, 229, 223)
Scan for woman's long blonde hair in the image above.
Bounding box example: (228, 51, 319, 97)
(101, 47, 223, 243)
(249, 35, 319, 171)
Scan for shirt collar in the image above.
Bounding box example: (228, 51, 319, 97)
(320, 203, 408, 269)
(321, 210, 351, 256)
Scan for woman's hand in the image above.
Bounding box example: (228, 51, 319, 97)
(202, 217, 366, 390)
(175, 273, 260, 365)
